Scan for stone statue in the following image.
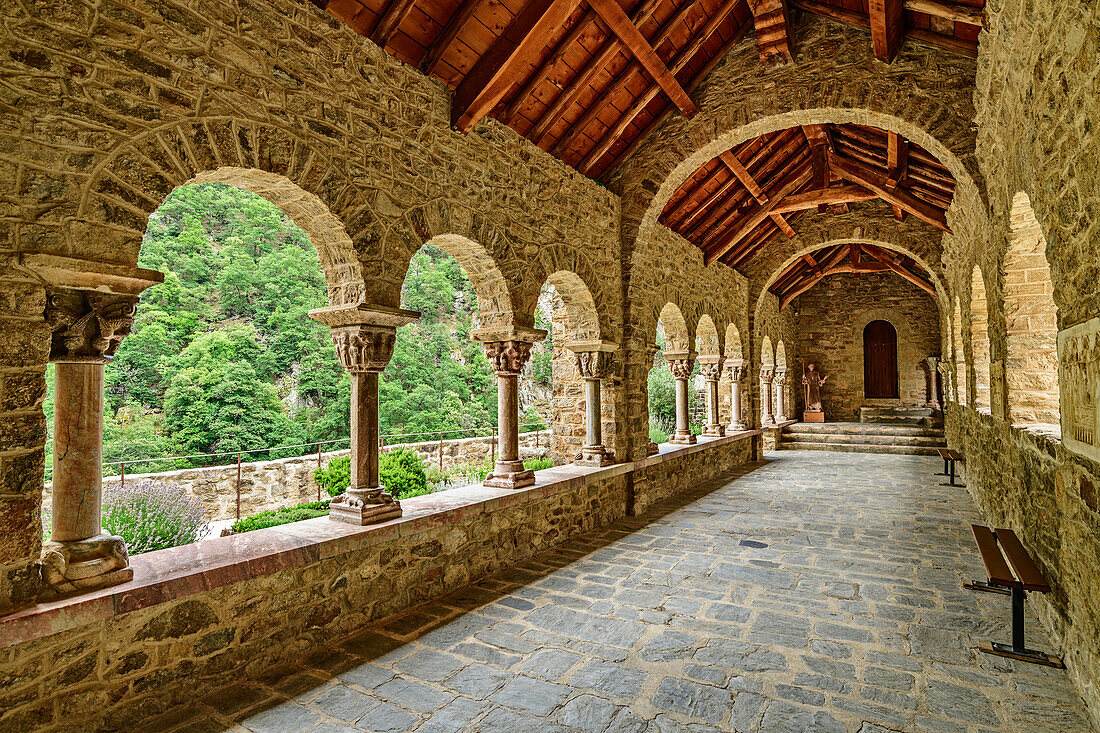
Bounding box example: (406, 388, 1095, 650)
(803, 363, 828, 412)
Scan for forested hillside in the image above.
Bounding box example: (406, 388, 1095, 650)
(44, 183, 546, 475)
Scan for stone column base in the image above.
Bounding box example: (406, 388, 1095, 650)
(669, 432, 697, 445)
(702, 425, 725, 437)
(728, 422, 747, 433)
(575, 445, 613, 467)
(483, 469, 535, 490)
(40, 534, 133, 601)
(329, 488, 402, 525)
(647, 442, 660, 456)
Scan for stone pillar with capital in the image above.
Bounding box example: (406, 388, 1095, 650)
(926, 356, 943, 409)
(32, 257, 163, 600)
(473, 327, 546, 489)
(726, 362, 748, 432)
(310, 304, 419, 525)
(568, 340, 617, 467)
(698, 356, 725, 437)
(774, 368, 789, 422)
(760, 367, 775, 425)
(667, 351, 697, 445)
(937, 358, 952, 404)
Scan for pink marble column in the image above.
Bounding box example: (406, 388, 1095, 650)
(667, 351, 697, 445)
(699, 357, 725, 437)
(760, 367, 775, 426)
(482, 339, 537, 489)
(568, 340, 618, 467)
(727, 363, 748, 432)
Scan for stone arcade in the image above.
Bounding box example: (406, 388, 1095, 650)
(0, 0, 1097, 731)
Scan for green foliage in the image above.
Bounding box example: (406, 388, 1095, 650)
(649, 415, 672, 445)
(101, 480, 210, 554)
(520, 411, 548, 432)
(314, 455, 350, 497)
(380, 447, 429, 499)
(523, 456, 552, 471)
(231, 500, 331, 533)
(647, 362, 676, 425)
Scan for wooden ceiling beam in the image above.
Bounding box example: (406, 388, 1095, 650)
(870, 0, 905, 62)
(528, 0, 664, 145)
(586, 7, 750, 177)
(452, 0, 584, 133)
(552, 0, 698, 157)
(720, 150, 767, 203)
(864, 244, 937, 295)
(789, 0, 978, 58)
(372, 0, 419, 48)
(829, 151, 951, 232)
(748, 0, 796, 63)
(502, 9, 601, 124)
(905, 0, 984, 26)
(587, 0, 697, 116)
(887, 131, 908, 220)
(704, 160, 813, 265)
(770, 212, 796, 237)
(421, 0, 483, 75)
(772, 184, 878, 213)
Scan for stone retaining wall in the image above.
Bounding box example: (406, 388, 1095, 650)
(43, 432, 548, 523)
(0, 437, 755, 732)
(946, 405, 1099, 725)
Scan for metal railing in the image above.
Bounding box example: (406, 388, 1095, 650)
(86, 424, 548, 521)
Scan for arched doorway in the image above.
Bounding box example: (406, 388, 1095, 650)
(864, 321, 899, 399)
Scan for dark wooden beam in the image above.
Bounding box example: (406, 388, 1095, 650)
(584, 4, 750, 177)
(421, 0, 483, 75)
(790, 0, 979, 58)
(528, 0, 664, 145)
(372, 0, 419, 48)
(770, 212, 796, 237)
(452, 0, 583, 133)
(587, 0, 697, 116)
(748, 0, 796, 63)
(905, 0, 984, 26)
(887, 131, 908, 220)
(864, 244, 937, 295)
(704, 160, 813, 265)
(829, 151, 951, 232)
(870, 0, 905, 62)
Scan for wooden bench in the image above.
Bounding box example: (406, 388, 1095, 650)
(936, 448, 964, 487)
(964, 525, 1062, 667)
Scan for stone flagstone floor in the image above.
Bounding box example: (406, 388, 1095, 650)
(152, 451, 1094, 732)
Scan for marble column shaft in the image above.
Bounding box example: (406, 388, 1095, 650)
(668, 352, 697, 445)
(760, 368, 775, 425)
(482, 339, 537, 489)
(727, 364, 747, 431)
(699, 359, 724, 437)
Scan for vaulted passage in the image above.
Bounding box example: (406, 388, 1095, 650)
(163, 452, 1091, 732)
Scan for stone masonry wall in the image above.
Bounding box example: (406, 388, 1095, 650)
(795, 272, 941, 422)
(40, 433, 550, 524)
(0, 439, 753, 732)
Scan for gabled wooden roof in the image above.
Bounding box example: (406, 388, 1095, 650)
(316, 0, 982, 183)
(769, 242, 936, 308)
(659, 123, 956, 269)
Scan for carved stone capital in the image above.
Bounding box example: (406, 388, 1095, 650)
(698, 361, 723, 382)
(774, 368, 789, 385)
(331, 325, 399, 373)
(45, 289, 139, 363)
(727, 363, 748, 383)
(760, 367, 775, 384)
(666, 350, 696, 380)
(483, 340, 535, 376)
(568, 340, 617, 380)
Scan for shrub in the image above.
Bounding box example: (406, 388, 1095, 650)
(380, 447, 429, 499)
(649, 414, 673, 444)
(524, 456, 552, 471)
(101, 480, 210, 554)
(232, 499, 329, 533)
(314, 448, 429, 500)
(314, 455, 350, 497)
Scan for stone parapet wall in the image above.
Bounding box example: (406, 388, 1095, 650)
(945, 405, 1100, 727)
(0, 438, 754, 732)
(42, 432, 549, 523)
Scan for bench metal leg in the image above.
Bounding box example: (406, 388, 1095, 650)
(963, 579, 1010, 595)
(978, 587, 1063, 668)
(940, 460, 965, 488)
(935, 456, 950, 476)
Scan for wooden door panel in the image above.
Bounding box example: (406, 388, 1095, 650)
(864, 320, 899, 398)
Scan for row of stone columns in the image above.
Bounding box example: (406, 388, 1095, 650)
(759, 367, 791, 425)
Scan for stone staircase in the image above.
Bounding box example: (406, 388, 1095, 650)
(859, 405, 942, 428)
(779, 421, 947, 456)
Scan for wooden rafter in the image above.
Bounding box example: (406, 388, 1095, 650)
(372, 0, 419, 48)
(748, 0, 796, 63)
(587, 0, 697, 116)
(863, 244, 937, 295)
(887, 131, 908, 220)
(420, 0, 483, 75)
(772, 184, 877, 213)
(789, 0, 979, 58)
(829, 151, 950, 231)
(870, 0, 905, 62)
(905, 0, 984, 25)
(452, 0, 584, 133)
(771, 242, 937, 307)
(527, 0, 664, 145)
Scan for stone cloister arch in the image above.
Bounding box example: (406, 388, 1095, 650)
(1004, 192, 1060, 427)
(657, 301, 691, 353)
(970, 266, 992, 412)
(695, 314, 720, 359)
(418, 234, 515, 331)
(724, 323, 744, 364)
(953, 296, 967, 405)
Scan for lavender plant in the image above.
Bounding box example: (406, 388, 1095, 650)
(101, 480, 210, 554)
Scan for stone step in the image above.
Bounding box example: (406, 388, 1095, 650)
(859, 405, 942, 428)
(784, 422, 944, 438)
(778, 442, 945, 456)
(783, 432, 947, 448)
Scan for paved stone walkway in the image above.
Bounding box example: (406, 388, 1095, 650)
(162, 451, 1093, 732)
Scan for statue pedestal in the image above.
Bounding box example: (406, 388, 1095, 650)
(803, 410, 825, 423)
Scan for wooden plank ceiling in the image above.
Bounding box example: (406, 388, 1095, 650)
(316, 0, 984, 182)
(659, 122, 955, 288)
(769, 242, 936, 308)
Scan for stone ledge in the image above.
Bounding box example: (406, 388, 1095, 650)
(0, 433, 756, 649)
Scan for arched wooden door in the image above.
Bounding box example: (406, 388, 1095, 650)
(864, 320, 899, 398)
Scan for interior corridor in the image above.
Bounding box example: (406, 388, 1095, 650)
(150, 451, 1091, 732)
